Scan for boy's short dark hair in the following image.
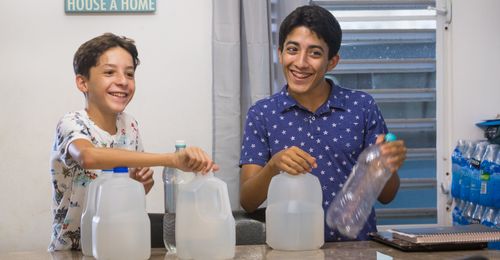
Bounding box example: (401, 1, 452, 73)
(73, 33, 140, 78)
(279, 5, 342, 60)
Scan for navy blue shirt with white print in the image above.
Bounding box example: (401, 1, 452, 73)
(239, 79, 388, 242)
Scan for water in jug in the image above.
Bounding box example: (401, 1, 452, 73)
(81, 169, 113, 256)
(266, 171, 324, 251)
(92, 167, 150, 260)
(175, 172, 235, 259)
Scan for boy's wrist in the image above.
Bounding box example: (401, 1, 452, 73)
(164, 153, 178, 168)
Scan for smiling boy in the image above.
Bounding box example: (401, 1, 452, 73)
(239, 5, 407, 242)
(49, 33, 218, 251)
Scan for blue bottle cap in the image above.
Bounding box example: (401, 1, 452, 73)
(175, 140, 187, 148)
(384, 133, 397, 142)
(113, 167, 128, 173)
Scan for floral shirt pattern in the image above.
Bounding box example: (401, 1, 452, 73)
(240, 80, 388, 242)
(48, 110, 143, 251)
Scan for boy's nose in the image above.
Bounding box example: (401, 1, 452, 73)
(295, 52, 309, 68)
(115, 73, 128, 86)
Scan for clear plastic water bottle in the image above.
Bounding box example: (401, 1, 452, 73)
(326, 133, 397, 239)
(81, 169, 113, 256)
(495, 210, 500, 229)
(483, 208, 499, 227)
(92, 167, 150, 260)
(463, 141, 489, 224)
(451, 140, 466, 226)
(482, 147, 500, 227)
(489, 210, 500, 250)
(162, 140, 194, 253)
(473, 144, 499, 224)
(457, 140, 478, 225)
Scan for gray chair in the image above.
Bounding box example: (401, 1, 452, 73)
(233, 208, 266, 245)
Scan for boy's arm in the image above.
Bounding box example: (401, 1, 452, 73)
(240, 164, 277, 213)
(68, 139, 217, 173)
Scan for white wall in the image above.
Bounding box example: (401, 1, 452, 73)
(0, 0, 213, 251)
(436, 0, 500, 225)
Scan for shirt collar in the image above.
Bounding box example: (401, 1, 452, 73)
(277, 78, 347, 114)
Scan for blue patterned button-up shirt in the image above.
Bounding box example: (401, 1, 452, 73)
(239, 79, 388, 241)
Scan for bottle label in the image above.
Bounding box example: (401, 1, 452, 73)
(470, 159, 481, 169)
(470, 218, 480, 224)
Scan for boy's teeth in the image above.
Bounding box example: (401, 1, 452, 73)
(293, 71, 309, 79)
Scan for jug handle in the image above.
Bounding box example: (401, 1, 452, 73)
(194, 175, 230, 220)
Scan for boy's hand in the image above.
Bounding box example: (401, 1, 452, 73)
(268, 146, 317, 175)
(174, 147, 219, 174)
(376, 135, 407, 174)
(130, 167, 154, 194)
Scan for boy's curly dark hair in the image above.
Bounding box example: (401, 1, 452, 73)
(279, 5, 342, 60)
(73, 33, 140, 78)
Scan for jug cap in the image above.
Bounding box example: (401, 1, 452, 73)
(113, 167, 128, 174)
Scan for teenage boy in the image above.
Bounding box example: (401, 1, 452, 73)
(239, 5, 407, 241)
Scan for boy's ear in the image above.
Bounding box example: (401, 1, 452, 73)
(327, 54, 340, 71)
(75, 75, 88, 94)
(278, 48, 283, 65)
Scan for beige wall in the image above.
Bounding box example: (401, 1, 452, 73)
(0, 0, 213, 251)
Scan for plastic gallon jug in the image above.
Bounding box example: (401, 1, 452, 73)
(266, 172, 324, 251)
(175, 172, 235, 259)
(92, 167, 150, 260)
(81, 169, 113, 256)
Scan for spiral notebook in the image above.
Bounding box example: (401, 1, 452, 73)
(369, 231, 488, 252)
(389, 224, 500, 244)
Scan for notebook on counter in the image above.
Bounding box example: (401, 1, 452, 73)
(388, 224, 500, 244)
(369, 231, 488, 252)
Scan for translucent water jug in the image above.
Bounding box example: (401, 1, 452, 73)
(175, 172, 235, 259)
(266, 172, 324, 251)
(92, 167, 150, 260)
(81, 169, 113, 256)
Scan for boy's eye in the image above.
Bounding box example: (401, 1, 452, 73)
(126, 72, 135, 78)
(104, 70, 114, 75)
(310, 50, 323, 57)
(286, 46, 298, 53)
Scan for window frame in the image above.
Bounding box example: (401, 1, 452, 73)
(313, 0, 446, 228)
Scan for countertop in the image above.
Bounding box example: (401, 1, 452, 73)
(2, 241, 499, 260)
